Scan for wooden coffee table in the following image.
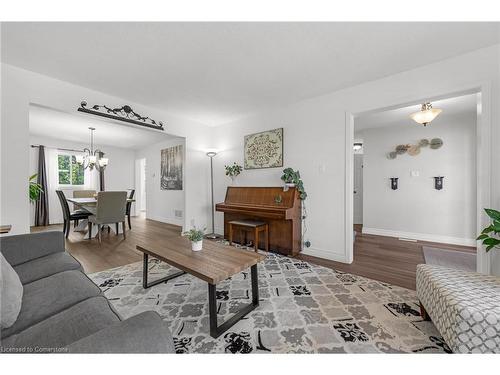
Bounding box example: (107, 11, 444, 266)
(136, 237, 265, 338)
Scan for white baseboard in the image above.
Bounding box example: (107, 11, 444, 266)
(146, 214, 183, 227)
(361, 227, 476, 247)
(301, 246, 349, 263)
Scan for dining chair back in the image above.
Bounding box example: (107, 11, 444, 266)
(73, 190, 96, 198)
(126, 189, 135, 229)
(56, 190, 71, 221)
(56, 190, 91, 238)
(94, 191, 127, 224)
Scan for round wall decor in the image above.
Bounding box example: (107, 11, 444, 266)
(430, 138, 443, 149)
(407, 145, 421, 156)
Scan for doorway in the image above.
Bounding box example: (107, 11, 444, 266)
(135, 158, 147, 215)
(353, 150, 363, 226)
(343, 91, 487, 287)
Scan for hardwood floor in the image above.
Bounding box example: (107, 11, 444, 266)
(32, 219, 476, 290)
(31, 214, 182, 274)
(297, 224, 476, 290)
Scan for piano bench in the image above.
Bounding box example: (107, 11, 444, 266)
(228, 220, 269, 253)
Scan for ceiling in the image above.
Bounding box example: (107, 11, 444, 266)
(29, 104, 178, 149)
(354, 93, 477, 131)
(3, 22, 499, 126)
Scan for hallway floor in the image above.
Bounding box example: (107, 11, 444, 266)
(297, 224, 476, 290)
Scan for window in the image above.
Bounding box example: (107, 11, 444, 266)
(58, 154, 84, 185)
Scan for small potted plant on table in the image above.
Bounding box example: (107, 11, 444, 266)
(183, 226, 206, 251)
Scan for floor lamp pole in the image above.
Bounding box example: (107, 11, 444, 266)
(206, 151, 218, 239)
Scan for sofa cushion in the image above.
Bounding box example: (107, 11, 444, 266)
(0, 231, 65, 267)
(66, 311, 175, 353)
(1, 270, 101, 338)
(0, 253, 23, 329)
(1, 296, 121, 352)
(13, 251, 82, 285)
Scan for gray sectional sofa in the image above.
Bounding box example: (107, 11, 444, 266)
(0, 231, 175, 353)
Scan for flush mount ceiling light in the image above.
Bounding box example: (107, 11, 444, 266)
(353, 142, 363, 151)
(409, 102, 442, 126)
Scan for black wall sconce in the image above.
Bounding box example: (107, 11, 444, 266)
(433, 176, 444, 190)
(390, 177, 399, 190)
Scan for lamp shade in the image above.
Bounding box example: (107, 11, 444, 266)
(98, 157, 109, 167)
(410, 102, 442, 126)
(75, 154, 84, 164)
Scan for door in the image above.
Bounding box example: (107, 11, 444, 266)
(353, 154, 363, 224)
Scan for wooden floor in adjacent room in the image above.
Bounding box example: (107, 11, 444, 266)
(32, 220, 476, 290)
(297, 224, 476, 290)
(31, 214, 183, 274)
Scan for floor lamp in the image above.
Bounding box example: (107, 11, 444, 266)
(206, 151, 218, 239)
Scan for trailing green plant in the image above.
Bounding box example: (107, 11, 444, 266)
(281, 167, 307, 200)
(477, 208, 500, 252)
(29, 174, 44, 204)
(183, 226, 206, 242)
(225, 162, 243, 178)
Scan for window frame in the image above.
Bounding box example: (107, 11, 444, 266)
(57, 152, 85, 187)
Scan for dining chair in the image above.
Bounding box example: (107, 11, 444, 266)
(56, 190, 92, 238)
(88, 191, 127, 243)
(126, 189, 135, 230)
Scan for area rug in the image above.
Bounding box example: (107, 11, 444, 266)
(88, 251, 450, 354)
(423, 246, 476, 272)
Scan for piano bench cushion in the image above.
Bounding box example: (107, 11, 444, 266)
(229, 220, 267, 228)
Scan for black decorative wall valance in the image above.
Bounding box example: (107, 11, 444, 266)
(78, 101, 164, 131)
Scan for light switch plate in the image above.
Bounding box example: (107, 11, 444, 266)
(410, 170, 419, 177)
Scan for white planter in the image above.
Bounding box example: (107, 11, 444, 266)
(191, 240, 203, 251)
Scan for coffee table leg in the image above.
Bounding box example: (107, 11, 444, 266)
(208, 264, 259, 338)
(142, 253, 186, 289)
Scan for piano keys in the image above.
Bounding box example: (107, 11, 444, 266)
(215, 186, 302, 256)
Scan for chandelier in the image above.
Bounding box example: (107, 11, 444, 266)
(75, 127, 109, 170)
(409, 102, 442, 126)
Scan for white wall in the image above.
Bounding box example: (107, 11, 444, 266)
(1, 63, 212, 237)
(358, 112, 476, 246)
(211, 44, 500, 274)
(135, 138, 185, 226)
(28, 134, 136, 225)
(2, 45, 499, 274)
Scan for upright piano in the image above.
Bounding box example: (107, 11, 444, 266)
(215, 186, 302, 256)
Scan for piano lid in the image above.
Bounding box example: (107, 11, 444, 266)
(222, 186, 298, 208)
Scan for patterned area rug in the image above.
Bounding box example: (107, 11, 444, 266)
(89, 251, 450, 354)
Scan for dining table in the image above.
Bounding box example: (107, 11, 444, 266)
(67, 197, 135, 237)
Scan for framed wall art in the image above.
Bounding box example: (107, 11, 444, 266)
(160, 144, 183, 190)
(244, 128, 283, 169)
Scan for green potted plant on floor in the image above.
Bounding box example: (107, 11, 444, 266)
(183, 226, 206, 251)
(29, 173, 44, 204)
(477, 208, 500, 251)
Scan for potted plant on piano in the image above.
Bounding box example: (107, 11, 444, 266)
(281, 168, 307, 200)
(225, 162, 242, 184)
(183, 226, 206, 251)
